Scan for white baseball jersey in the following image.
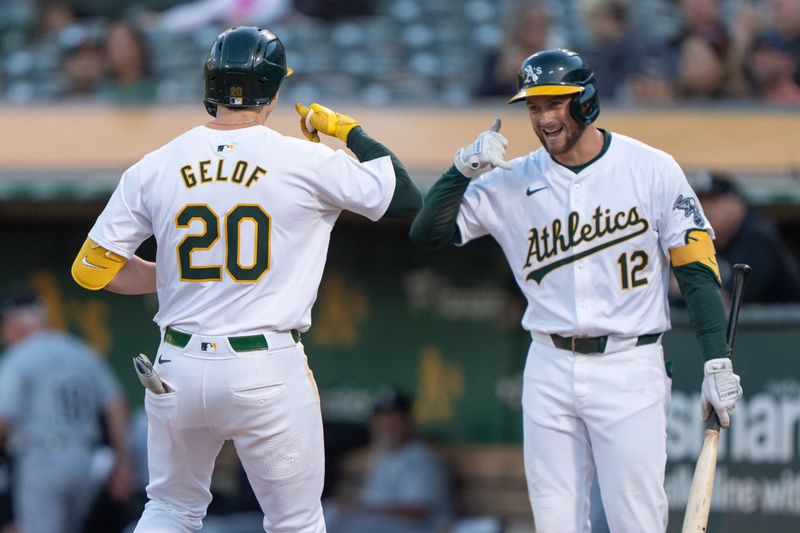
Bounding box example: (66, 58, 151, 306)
(89, 125, 395, 335)
(457, 131, 712, 337)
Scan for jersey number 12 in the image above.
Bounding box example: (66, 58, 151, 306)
(176, 204, 271, 283)
(617, 250, 648, 290)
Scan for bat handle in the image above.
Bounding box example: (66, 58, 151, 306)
(726, 263, 751, 355)
(706, 412, 721, 433)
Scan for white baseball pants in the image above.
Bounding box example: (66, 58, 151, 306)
(132, 334, 326, 533)
(522, 338, 671, 533)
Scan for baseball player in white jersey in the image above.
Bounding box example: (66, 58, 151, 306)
(410, 49, 743, 532)
(70, 26, 421, 533)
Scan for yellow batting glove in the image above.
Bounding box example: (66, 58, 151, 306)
(294, 102, 360, 143)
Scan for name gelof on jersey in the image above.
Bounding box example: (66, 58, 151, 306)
(523, 205, 649, 282)
(180, 159, 267, 189)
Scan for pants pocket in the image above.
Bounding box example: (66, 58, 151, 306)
(231, 382, 286, 400)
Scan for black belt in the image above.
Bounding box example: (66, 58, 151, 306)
(164, 326, 300, 352)
(550, 332, 662, 355)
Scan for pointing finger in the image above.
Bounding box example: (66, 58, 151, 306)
(489, 117, 501, 133)
(294, 102, 309, 117)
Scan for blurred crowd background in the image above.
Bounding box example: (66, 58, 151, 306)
(1, 0, 800, 107)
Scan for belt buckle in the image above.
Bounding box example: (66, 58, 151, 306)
(571, 337, 578, 354)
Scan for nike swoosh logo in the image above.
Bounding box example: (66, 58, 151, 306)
(526, 186, 547, 196)
(81, 256, 105, 269)
(157, 354, 172, 364)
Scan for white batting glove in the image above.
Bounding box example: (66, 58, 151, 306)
(454, 118, 512, 178)
(700, 357, 742, 428)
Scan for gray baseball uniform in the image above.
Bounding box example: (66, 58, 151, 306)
(0, 331, 123, 533)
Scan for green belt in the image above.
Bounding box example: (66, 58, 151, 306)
(550, 332, 661, 355)
(164, 326, 300, 352)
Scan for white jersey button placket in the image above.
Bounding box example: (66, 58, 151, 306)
(571, 179, 589, 332)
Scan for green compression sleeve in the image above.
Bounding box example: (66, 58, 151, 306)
(673, 261, 729, 360)
(408, 165, 470, 249)
(346, 126, 421, 219)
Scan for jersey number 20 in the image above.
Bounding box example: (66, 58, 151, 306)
(176, 204, 270, 282)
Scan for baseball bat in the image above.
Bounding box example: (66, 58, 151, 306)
(681, 263, 751, 533)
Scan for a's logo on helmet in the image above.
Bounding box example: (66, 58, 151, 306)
(523, 65, 542, 84)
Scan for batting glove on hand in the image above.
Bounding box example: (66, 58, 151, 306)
(294, 102, 360, 143)
(454, 118, 512, 178)
(701, 357, 742, 428)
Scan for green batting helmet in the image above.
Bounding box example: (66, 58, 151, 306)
(507, 49, 600, 125)
(203, 26, 293, 117)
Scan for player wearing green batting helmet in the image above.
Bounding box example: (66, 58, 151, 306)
(507, 48, 600, 126)
(203, 26, 293, 117)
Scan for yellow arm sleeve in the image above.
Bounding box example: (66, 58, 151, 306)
(669, 229, 721, 284)
(71, 238, 128, 290)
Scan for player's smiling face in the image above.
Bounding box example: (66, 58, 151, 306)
(526, 94, 586, 157)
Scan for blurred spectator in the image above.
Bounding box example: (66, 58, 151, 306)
(37, 1, 77, 38)
(95, 20, 157, 106)
(579, 0, 647, 102)
(0, 288, 135, 533)
(727, 1, 765, 97)
(325, 388, 452, 533)
(156, 0, 292, 33)
(672, 0, 737, 99)
(676, 34, 730, 99)
(762, 0, 800, 85)
(677, 0, 730, 47)
(744, 33, 800, 102)
(61, 38, 105, 99)
(632, 0, 736, 102)
(691, 171, 800, 303)
(294, 0, 374, 20)
(476, 3, 564, 98)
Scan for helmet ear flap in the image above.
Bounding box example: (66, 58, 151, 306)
(569, 74, 600, 125)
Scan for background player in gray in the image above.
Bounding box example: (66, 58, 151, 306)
(325, 388, 452, 533)
(0, 289, 135, 533)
